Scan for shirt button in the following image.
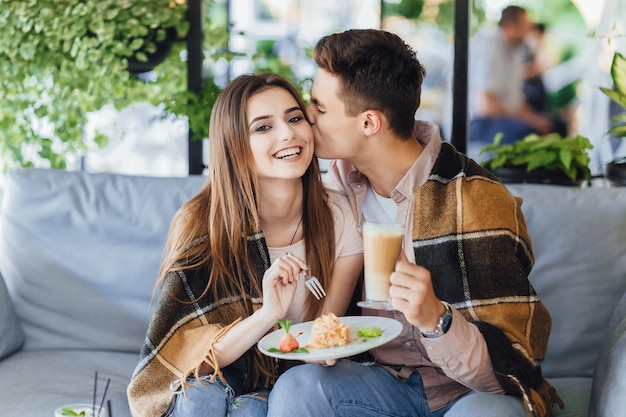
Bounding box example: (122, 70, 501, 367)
(404, 341, 413, 348)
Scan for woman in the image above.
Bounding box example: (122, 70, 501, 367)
(127, 73, 363, 417)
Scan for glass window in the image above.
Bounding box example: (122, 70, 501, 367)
(69, 0, 622, 178)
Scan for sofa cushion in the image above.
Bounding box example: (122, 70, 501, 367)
(0, 349, 138, 417)
(547, 377, 592, 417)
(506, 184, 626, 379)
(0, 271, 25, 360)
(0, 168, 205, 352)
(589, 291, 626, 417)
(444, 377, 590, 417)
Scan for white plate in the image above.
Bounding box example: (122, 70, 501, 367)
(258, 316, 403, 361)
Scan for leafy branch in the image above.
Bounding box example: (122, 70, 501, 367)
(0, 0, 190, 170)
(480, 132, 593, 182)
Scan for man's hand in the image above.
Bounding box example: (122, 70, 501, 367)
(389, 251, 446, 331)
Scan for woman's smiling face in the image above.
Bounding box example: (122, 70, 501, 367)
(247, 86, 314, 182)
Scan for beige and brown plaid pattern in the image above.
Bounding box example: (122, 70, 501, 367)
(412, 143, 562, 416)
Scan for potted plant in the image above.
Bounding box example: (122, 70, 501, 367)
(600, 52, 626, 185)
(479, 132, 593, 185)
(0, 0, 189, 170)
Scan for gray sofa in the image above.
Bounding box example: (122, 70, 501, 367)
(0, 168, 624, 417)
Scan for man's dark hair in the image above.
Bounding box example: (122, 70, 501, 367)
(498, 5, 527, 27)
(313, 29, 426, 139)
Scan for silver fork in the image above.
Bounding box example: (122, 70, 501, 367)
(301, 270, 326, 300)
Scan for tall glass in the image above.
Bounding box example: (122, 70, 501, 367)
(357, 222, 405, 310)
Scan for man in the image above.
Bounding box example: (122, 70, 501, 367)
(268, 29, 562, 417)
(468, 6, 563, 160)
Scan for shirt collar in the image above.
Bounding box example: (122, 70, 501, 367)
(392, 121, 442, 201)
(330, 119, 443, 212)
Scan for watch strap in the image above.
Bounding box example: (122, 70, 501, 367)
(420, 303, 453, 338)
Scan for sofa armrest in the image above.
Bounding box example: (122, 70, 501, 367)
(589, 290, 626, 417)
(0, 270, 25, 360)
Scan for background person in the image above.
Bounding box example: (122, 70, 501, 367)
(268, 29, 562, 417)
(523, 22, 550, 113)
(468, 6, 566, 161)
(127, 73, 363, 417)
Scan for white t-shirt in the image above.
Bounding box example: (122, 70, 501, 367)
(363, 184, 397, 223)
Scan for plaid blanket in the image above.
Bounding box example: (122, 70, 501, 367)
(127, 235, 277, 417)
(414, 143, 563, 417)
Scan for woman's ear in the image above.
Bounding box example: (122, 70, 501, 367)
(362, 110, 383, 136)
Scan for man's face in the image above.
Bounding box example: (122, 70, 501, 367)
(512, 12, 532, 44)
(307, 69, 362, 160)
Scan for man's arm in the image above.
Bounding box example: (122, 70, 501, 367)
(479, 91, 553, 134)
(420, 307, 505, 393)
(390, 252, 504, 393)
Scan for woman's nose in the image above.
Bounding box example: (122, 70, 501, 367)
(278, 122, 295, 141)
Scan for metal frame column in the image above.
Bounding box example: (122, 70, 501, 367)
(187, 0, 204, 175)
(451, 0, 469, 154)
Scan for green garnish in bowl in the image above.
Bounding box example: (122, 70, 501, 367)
(357, 326, 382, 338)
(60, 407, 90, 416)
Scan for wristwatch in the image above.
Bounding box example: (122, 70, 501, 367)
(420, 304, 453, 338)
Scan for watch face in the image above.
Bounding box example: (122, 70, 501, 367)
(420, 310, 453, 338)
(440, 312, 453, 334)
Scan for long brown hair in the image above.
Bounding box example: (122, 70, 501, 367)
(158, 73, 334, 321)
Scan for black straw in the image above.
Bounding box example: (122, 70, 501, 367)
(97, 378, 111, 417)
(92, 371, 98, 416)
(107, 399, 112, 417)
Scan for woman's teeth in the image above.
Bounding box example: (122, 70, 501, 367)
(274, 148, 301, 159)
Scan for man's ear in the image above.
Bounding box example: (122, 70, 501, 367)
(362, 110, 383, 136)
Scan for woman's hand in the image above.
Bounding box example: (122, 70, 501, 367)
(259, 252, 308, 321)
(210, 253, 308, 371)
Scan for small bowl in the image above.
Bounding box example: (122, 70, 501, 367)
(54, 404, 105, 417)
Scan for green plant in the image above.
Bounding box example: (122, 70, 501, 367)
(480, 132, 593, 182)
(162, 29, 314, 140)
(160, 23, 235, 140)
(0, 0, 190, 170)
(600, 52, 626, 139)
(600, 51, 626, 184)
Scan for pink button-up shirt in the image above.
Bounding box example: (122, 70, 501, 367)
(324, 121, 504, 411)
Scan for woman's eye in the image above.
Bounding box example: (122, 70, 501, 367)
(255, 124, 271, 132)
(288, 115, 303, 123)
(316, 107, 326, 114)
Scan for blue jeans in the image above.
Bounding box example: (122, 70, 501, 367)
(469, 117, 536, 147)
(445, 391, 528, 417)
(267, 360, 529, 417)
(170, 373, 269, 417)
(267, 360, 456, 417)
